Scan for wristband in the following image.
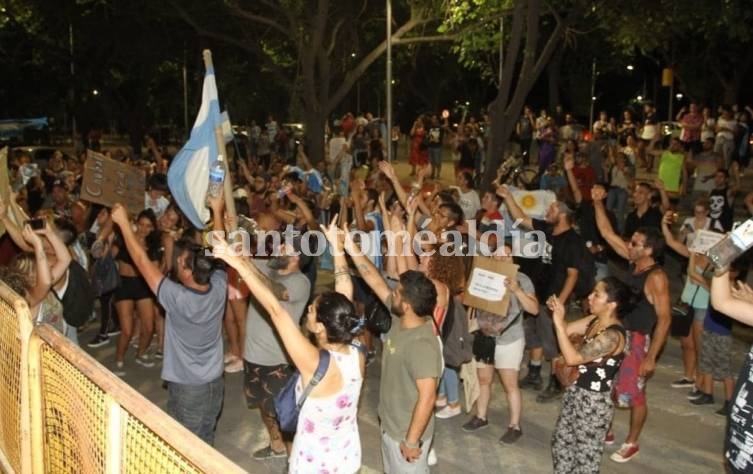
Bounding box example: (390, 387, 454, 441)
(402, 439, 421, 449)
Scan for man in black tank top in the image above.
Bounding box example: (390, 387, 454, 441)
(592, 188, 672, 464)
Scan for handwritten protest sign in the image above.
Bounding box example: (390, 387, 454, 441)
(80, 150, 145, 214)
(464, 256, 518, 317)
(688, 229, 724, 254)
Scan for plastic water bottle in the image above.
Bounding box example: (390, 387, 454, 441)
(706, 218, 753, 269)
(207, 154, 225, 199)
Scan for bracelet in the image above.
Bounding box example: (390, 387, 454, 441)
(334, 271, 350, 278)
(402, 439, 420, 449)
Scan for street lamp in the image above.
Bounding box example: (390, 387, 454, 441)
(637, 95, 643, 101)
(675, 93, 683, 100)
(626, 65, 634, 71)
(92, 89, 99, 96)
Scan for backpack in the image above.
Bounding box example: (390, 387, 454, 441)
(57, 261, 95, 328)
(573, 242, 596, 299)
(441, 296, 473, 368)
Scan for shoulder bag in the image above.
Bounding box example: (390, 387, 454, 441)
(274, 350, 331, 433)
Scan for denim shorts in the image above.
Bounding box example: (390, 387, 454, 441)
(166, 377, 224, 445)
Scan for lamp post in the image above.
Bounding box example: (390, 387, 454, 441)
(589, 59, 596, 132)
(386, 0, 393, 162)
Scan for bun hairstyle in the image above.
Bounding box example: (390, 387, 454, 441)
(315, 291, 362, 344)
(600, 276, 632, 318)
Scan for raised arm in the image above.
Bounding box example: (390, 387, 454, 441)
(321, 216, 353, 302)
(660, 211, 689, 257)
(712, 271, 753, 325)
(42, 222, 72, 284)
(21, 225, 53, 306)
(343, 228, 391, 305)
(563, 155, 582, 203)
(287, 190, 318, 230)
(0, 195, 33, 252)
(213, 234, 320, 378)
(591, 187, 629, 259)
(495, 185, 533, 230)
(110, 205, 165, 294)
(653, 179, 671, 214)
(378, 161, 409, 210)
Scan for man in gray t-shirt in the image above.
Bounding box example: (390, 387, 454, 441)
(242, 241, 311, 460)
(110, 201, 228, 445)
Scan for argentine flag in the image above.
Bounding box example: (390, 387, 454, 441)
(167, 62, 221, 229)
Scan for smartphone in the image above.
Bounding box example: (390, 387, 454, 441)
(27, 218, 45, 230)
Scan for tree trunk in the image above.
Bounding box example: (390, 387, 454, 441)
(303, 106, 326, 165)
(547, 46, 563, 112)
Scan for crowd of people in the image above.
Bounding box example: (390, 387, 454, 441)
(1, 100, 753, 473)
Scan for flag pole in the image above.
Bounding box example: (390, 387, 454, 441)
(202, 49, 238, 235)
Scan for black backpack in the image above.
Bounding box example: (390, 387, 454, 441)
(56, 261, 95, 328)
(441, 296, 473, 368)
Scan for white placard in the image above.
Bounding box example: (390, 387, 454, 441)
(468, 268, 508, 301)
(688, 229, 724, 254)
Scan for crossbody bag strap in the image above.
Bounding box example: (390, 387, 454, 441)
(296, 350, 331, 411)
(497, 312, 522, 337)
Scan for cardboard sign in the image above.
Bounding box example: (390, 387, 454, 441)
(463, 256, 519, 317)
(80, 150, 145, 214)
(688, 229, 724, 254)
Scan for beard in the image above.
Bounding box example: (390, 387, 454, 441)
(268, 255, 290, 270)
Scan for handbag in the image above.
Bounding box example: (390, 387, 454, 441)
(274, 350, 330, 433)
(671, 286, 699, 338)
(553, 334, 585, 387)
(91, 254, 120, 297)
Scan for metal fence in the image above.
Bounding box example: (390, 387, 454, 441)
(0, 282, 245, 473)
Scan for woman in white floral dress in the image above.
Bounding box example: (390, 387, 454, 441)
(213, 218, 365, 473)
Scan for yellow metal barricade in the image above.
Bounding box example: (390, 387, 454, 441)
(0, 281, 246, 473)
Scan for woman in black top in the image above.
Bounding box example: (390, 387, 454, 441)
(548, 277, 629, 474)
(112, 209, 162, 375)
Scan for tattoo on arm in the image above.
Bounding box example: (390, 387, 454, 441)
(578, 329, 621, 361)
(247, 261, 290, 301)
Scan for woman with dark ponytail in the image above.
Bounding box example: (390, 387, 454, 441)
(548, 276, 630, 473)
(213, 216, 365, 473)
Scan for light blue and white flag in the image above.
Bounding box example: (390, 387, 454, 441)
(167, 62, 221, 229)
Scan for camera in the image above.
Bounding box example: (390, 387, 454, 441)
(26, 218, 45, 231)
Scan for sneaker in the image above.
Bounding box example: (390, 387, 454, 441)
(224, 353, 238, 364)
(427, 448, 438, 466)
(687, 387, 703, 400)
(716, 401, 731, 417)
(435, 396, 448, 408)
(134, 354, 155, 368)
(106, 328, 121, 337)
(671, 377, 695, 388)
(113, 361, 126, 377)
(435, 404, 461, 419)
(462, 416, 489, 432)
(499, 426, 522, 444)
(154, 349, 164, 360)
(225, 358, 243, 373)
(87, 334, 109, 348)
(611, 443, 639, 463)
(252, 445, 287, 460)
(604, 432, 615, 445)
(690, 393, 715, 405)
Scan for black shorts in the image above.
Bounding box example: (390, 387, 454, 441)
(113, 275, 152, 302)
(243, 361, 294, 416)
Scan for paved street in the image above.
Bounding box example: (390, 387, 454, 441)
(81, 154, 752, 473)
